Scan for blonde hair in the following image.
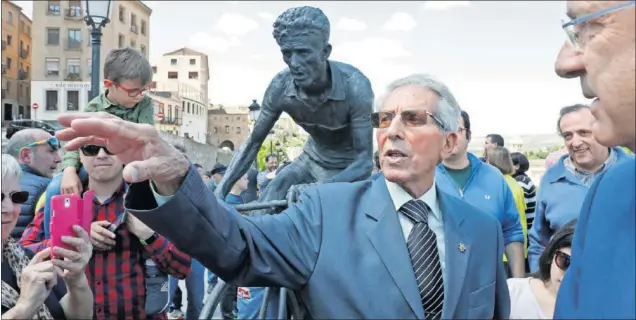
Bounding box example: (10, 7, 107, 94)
(486, 147, 514, 175)
(2, 154, 22, 183)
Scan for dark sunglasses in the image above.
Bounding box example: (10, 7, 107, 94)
(555, 250, 571, 271)
(80, 145, 114, 157)
(1, 191, 29, 204)
(18, 137, 61, 152)
(371, 109, 446, 130)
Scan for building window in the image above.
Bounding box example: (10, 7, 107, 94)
(141, 20, 147, 36)
(225, 126, 230, 134)
(46, 90, 58, 110)
(130, 40, 136, 48)
(168, 71, 178, 79)
(130, 13, 137, 30)
(152, 66, 157, 73)
(189, 59, 196, 65)
(6, 35, 11, 45)
(236, 127, 241, 134)
(48, 1, 61, 15)
(6, 11, 13, 23)
(140, 45, 146, 56)
(47, 28, 60, 45)
(170, 59, 177, 66)
(87, 59, 92, 75)
(187, 102, 190, 113)
(66, 59, 81, 78)
(118, 6, 125, 22)
(6, 58, 11, 70)
(67, 1, 81, 17)
(45, 58, 60, 76)
(66, 91, 79, 111)
(118, 34, 125, 48)
(214, 127, 218, 134)
(188, 72, 198, 80)
(67, 29, 81, 49)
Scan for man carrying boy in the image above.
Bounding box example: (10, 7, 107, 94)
(42, 47, 155, 236)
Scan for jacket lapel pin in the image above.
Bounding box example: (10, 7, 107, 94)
(458, 242, 467, 253)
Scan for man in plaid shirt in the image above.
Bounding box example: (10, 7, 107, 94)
(20, 144, 191, 319)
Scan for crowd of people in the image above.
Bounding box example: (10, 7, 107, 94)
(2, 1, 635, 319)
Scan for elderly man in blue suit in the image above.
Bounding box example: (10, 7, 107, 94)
(56, 72, 510, 319)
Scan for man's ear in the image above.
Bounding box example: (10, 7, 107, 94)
(322, 43, 332, 61)
(441, 132, 458, 159)
(18, 148, 32, 165)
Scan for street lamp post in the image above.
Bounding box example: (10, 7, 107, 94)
(84, 0, 112, 100)
(248, 99, 261, 122)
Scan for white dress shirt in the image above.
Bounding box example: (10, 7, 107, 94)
(385, 180, 446, 273)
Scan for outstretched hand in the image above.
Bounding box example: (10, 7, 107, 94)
(55, 112, 190, 185)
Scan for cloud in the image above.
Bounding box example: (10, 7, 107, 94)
(383, 12, 417, 32)
(332, 37, 412, 93)
(422, 1, 470, 11)
(258, 12, 276, 22)
(216, 13, 259, 36)
(188, 32, 241, 53)
(335, 17, 368, 32)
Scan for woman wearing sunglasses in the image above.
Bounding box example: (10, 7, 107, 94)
(1, 154, 94, 319)
(507, 220, 576, 319)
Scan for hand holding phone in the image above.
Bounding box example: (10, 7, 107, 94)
(49, 191, 94, 258)
(90, 221, 116, 251)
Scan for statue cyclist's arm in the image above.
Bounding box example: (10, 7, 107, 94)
(325, 74, 374, 183)
(214, 81, 284, 199)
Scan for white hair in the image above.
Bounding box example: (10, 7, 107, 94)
(2, 154, 22, 183)
(374, 73, 461, 133)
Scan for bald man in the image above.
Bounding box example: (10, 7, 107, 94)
(6, 128, 61, 239)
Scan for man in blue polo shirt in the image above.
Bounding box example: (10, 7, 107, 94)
(553, 1, 635, 318)
(436, 110, 525, 278)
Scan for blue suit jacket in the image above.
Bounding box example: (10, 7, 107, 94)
(126, 167, 510, 319)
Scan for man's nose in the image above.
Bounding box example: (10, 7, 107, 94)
(53, 153, 62, 163)
(555, 42, 585, 79)
(96, 148, 110, 158)
(385, 115, 406, 140)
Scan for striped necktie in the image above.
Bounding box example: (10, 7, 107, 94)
(400, 199, 444, 320)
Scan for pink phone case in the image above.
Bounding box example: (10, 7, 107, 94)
(49, 191, 94, 257)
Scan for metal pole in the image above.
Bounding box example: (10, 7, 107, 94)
(90, 28, 103, 100)
(270, 140, 273, 154)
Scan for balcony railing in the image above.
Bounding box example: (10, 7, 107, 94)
(130, 25, 138, 34)
(65, 39, 82, 51)
(18, 70, 28, 80)
(65, 73, 81, 81)
(47, 70, 60, 76)
(65, 8, 82, 19)
(1, 40, 6, 50)
(19, 47, 28, 59)
(159, 118, 182, 126)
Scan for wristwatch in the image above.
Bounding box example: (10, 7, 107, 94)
(140, 232, 158, 246)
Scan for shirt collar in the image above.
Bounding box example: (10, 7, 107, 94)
(563, 147, 616, 176)
(283, 61, 346, 101)
(82, 180, 128, 205)
(385, 179, 442, 222)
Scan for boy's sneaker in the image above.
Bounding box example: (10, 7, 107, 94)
(168, 309, 184, 320)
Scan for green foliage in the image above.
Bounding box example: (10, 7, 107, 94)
(256, 139, 289, 171)
(523, 144, 564, 160)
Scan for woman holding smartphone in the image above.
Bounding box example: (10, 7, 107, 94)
(1, 154, 94, 319)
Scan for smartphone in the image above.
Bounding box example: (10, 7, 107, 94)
(49, 191, 94, 257)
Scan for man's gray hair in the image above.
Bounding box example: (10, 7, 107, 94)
(2, 154, 22, 182)
(272, 6, 330, 44)
(5, 129, 48, 158)
(374, 74, 462, 133)
(104, 47, 153, 86)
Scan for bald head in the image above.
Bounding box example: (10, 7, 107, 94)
(6, 129, 61, 178)
(6, 129, 52, 158)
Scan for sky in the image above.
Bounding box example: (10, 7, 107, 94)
(13, 0, 590, 136)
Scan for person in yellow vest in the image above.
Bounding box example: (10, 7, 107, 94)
(485, 147, 528, 272)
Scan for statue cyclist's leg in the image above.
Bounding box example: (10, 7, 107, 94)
(252, 155, 314, 216)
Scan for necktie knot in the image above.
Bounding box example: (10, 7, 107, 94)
(400, 199, 430, 224)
